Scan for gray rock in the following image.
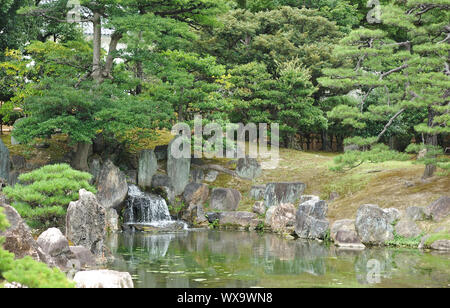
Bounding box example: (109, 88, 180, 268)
(264, 182, 306, 208)
(0, 204, 52, 264)
(330, 219, 356, 242)
(73, 270, 134, 288)
(425, 196, 450, 222)
(211, 211, 260, 229)
(183, 183, 209, 207)
(355, 204, 394, 245)
(252, 201, 266, 216)
(335, 230, 365, 249)
(430, 240, 450, 251)
(96, 160, 128, 210)
(394, 219, 422, 239)
(405, 206, 429, 221)
(181, 183, 209, 225)
(66, 189, 106, 257)
(37, 228, 76, 270)
(204, 170, 219, 182)
(250, 185, 266, 201)
(138, 149, 157, 189)
(210, 188, 241, 211)
(0, 139, 10, 182)
(69, 246, 96, 268)
(236, 156, 262, 180)
(37, 228, 71, 257)
(265, 203, 296, 234)
(295, 199, 329, 240)
(167, 137, 190, 196)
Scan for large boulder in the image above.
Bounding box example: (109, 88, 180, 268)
(334, 230, 365, 249)
(0, 139, 10, 183)
(264, 203, 296, 234)
(236, 156, 262, 180)
(394, 219, 422, 238)
(138, 149, 157, 189)
(73, 270, 134, 288)
(425, 196, 450, 222)
(167, 137, 190, 196)
(210, 188, 241, 211)
(181, 183, 209, 225)
(330, 219, 365, 249)
(355, 204, 394, 245)
(0, 204, 51, 264)
(264, 182, 306, 208)
(183, 183, 209, 207)
(96, 160, 128, 210)
(95, 160, 128, 231)
(36, 228, 77, 270)
(207, 211, 260, 230)
(66, 189, 106, 257)
(295, 198, 329, 240)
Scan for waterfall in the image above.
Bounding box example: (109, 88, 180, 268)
(124, 185, 187, 230)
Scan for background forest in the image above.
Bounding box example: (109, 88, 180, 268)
(0, 0, 449, 178)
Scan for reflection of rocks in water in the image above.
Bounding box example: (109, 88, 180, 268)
(209, 232, 256, 255)
(122, 232, 176, 260)
(255, 238, 328, 276)
(354, 248, 394, 285)
(266, 235, 297, 260)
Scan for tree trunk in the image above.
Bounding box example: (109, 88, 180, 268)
(321, 130, 331, 152)
(72, 142, 92, 171)
(92, 12, 102, 83)
(422, 107, 438, 179)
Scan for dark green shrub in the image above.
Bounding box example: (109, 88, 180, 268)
(3, 164, 96, 230)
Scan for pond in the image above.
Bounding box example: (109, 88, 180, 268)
(105, 230, 450, 288)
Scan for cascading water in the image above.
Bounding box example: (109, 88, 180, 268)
(124, 185, 187, 230)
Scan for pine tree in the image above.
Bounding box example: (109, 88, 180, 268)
(319, 1, 450, 177)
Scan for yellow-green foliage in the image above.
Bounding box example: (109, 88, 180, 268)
(0, 208, 74, 288)
(3, 164, 96, 230)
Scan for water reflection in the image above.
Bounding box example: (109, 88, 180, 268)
(106, 230, 450, 288)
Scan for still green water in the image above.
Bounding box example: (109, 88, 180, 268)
(106, 230, 450, 288)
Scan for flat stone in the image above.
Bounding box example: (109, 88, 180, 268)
(73, 270, 134, 288)
(264, 182, 306, 208)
